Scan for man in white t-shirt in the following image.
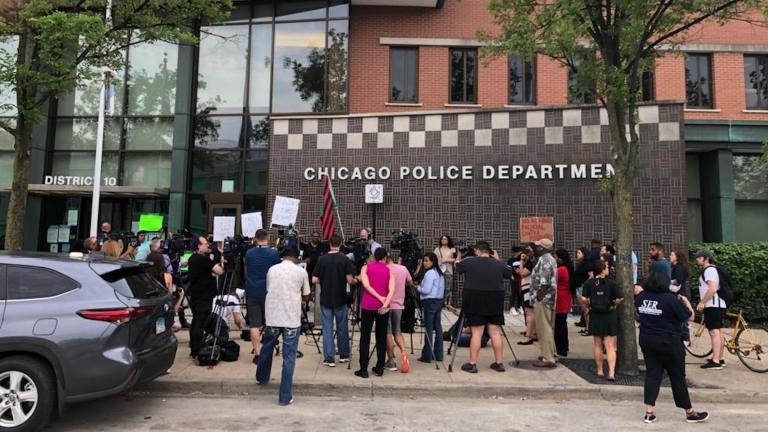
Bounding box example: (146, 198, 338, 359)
(694, 250, 726, 370)
(211, 289, 245, 331)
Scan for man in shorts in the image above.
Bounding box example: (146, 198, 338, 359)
(244, 229, 281, 364)
(695, 250, 727, 370)
(385, 256, 413, 373)
(456, 241, 513, 374)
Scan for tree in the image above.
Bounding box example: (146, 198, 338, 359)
(479, 0, 766, 374)
(0, 0, 232, 250)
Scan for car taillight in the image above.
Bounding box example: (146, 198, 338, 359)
(77, 307, 155, 324)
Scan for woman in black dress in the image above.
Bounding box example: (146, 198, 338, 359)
(579, 260, 623, 380)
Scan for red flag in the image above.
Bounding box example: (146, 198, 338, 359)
(320, 175, 337, 241)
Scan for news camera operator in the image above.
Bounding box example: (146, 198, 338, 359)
(244, 229, 282, 364)
(187, 236, 224, 358)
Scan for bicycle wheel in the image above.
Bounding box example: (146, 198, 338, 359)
(685, 316, 713, 358)
(735, 325, 768, 373)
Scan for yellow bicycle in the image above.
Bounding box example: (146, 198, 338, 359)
(685, 310, 768, 373)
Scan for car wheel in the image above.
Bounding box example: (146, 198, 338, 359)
(0, 356, 55, 432)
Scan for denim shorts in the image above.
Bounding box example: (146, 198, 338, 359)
(388, 309, 403, 334)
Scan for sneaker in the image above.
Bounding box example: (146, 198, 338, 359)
(338, 357, 351, 363)
(510, 308, 519, 316)
(279, 398, 294, 406)
(643, 413, 657, 424)
(322, 359, 336, 367)
(461, 362, 478, 373)
(686, 411, 709, 423)
(720, 360, 726, 368)
(490, 362, 505, 372)
(252, 354, 260, 365)
(700, 360, 722, 370)
(384, 361, 398, 372)
(372, 366, 384, 376)
(354, 369, 369, 378)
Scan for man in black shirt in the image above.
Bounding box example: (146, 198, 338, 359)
(456, 241, 513, 374)
(301, 231, 327, 279)
(312, 234, 357, 366)
(187, 236, 224, 357)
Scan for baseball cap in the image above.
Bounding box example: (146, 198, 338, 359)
(534, 238, 554, 250)
(695, 250, 715, 262)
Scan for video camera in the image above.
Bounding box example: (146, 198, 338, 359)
(108, 231, 139, 248)
(390, 230, 424, 275)
(455, 240, 476, 258)
(342, 237, 371, 268)
(276, 224, 299, 254)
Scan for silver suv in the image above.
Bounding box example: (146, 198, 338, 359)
(0, 252, 177, 431)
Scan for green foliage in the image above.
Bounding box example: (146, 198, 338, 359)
(689, 242, 768, 321)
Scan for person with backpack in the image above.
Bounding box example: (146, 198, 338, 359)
(580, 260, 624, 380)
(694, 250, 730, 370)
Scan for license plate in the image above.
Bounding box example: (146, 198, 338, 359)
(155, 317, 166, 334)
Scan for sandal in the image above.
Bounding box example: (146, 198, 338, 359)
(607, 375, 616, 382)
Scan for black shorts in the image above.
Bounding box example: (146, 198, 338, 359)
(464, 313, 504, 327)
(703, 307, 725, 330)
(246, 298, 265, 328)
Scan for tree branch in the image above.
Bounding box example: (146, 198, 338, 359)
(0, 119, 15, 136)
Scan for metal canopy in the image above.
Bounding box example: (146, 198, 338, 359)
(21, 184, 170, 198)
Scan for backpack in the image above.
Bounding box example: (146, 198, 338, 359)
(220, 340, 240, 362)
(703, 265, 734, 306)
(589, 278, 612, 313)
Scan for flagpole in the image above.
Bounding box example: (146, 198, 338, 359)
(325, 174, 346, 241)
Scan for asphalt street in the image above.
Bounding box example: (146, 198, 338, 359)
(43, 394, 767, 431)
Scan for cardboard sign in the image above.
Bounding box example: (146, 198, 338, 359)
(241, 212, 263, 237)
(520, 217, 554, 243)
(213, 216, 235, 242)
(271, 196, 300, 227)
(139, 214, 163, 232)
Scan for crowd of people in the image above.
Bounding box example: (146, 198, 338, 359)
(73, 223, 724, 423)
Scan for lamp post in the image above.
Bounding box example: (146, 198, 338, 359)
(89, 0, 114, 237)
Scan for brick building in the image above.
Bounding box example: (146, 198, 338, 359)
(0, 0, 764, 252)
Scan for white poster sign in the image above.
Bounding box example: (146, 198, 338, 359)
(47, 226, 58, 243)
(67, 210, 79, 227)
(57, 225, 70, 243)
(213, 216, 235, 242)
(271, 196, 300, 227)
(241, 212, 263, 238)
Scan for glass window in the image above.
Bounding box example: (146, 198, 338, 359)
(131, 199, 168, 224)
(276, 1, 326, 21)
(744, 55, 768, 110)
(329, 0, 350, 18)
(249, 24, 273, 113)
(197, 25, 249, 114)
(191, 151, 242, 192)
(244, 150, 268, 193)
(390, 47, 418, 103)
(248, 115, 269, 148)
(641, 71, 655, 101)
(7, 266, 79, 300)
(326, 20, 349, 112)
(127, 41, 178, 115)
(253, 1, 274, 22)
(194, 115, 244, 149)
(508, 55, 534, 104)
(125, 118, 173, 150)
(0, 152, 13, 185)
(0, 36, 18, 116)
(450, 48, 477, 104)
(733, 155, 768, 200)
(243, 195, 266, 213)
(123, 153, 171, 188)
(272, 21, 327, 113)
(568, 60, 596, 104)
(54, 118, 121, 151)
(51, 152, 119, 180)
(0, 118, 15, 150)
(188, 196, 208, 234)
(57, 62, 125, 116)
(685, 54, 712, 108)
(686, 154, 701, 199)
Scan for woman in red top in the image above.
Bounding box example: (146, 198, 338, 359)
(554, 249, 574, 357)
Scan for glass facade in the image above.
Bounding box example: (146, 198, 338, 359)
(0, 36, 18, 190)
(508, 55, 534, 104)
(391, 47, 419, 103)
(685, 54, 712, 108)
(450, 48, 477, 104)
(744, 55, 768, 110)
(733, 155, 768, 241)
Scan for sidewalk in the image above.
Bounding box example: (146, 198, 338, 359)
(137, 310, 767, 404)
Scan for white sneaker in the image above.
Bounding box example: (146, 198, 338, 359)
(510, 308, 519, 316)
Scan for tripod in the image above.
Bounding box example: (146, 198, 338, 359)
(300, 301, 322, 354)
(346, 283, 362, 370)
(415, 299, 444, 371)
(446, 310, 520, 372)
(199, 270, 234, 365)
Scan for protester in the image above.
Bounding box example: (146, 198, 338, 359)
(312, 234, 357, 367)
(417, 252, 445, 363)
(244, 229, 282, 364)
(587, 239, 602, 276)
(580, 260, 623, 380)
(134, 231, 151, 261)
(434, 235, 456, 305)
(301, 231, 327, 279)
(385, 255, 413, 373)
(507, 246, 524, 315)
(101, 239, 122, 258)
(517, 246, 537, 345)
(530, 239, 558, 368)
(355, 248, 394, 378)
(256, 248, 311, 406)
(670, 250, 690, 298)
(187, 236, 224, 358)
(573, 247, 590, 332)
(456, 241, 512, 373)
(635, 269, 709, 424)
(648, 242, 672, 277)
(695, 250, 727, 370)
(601, 252, 616, 279)
(554, 249, 573, 357)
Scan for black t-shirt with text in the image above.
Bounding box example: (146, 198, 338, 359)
(313, 252, 355, 308)
(188, 253, 217, 303)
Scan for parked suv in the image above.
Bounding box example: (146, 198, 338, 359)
(0, 252, 177, 431)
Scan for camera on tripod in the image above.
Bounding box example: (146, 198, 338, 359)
(342, 237, 371, 267)
(222, 235, 251, 271)
(455, 240, 477, 258)
(390, 229, 424, 275)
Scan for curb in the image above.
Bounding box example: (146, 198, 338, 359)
(132, 379, 767, 405)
